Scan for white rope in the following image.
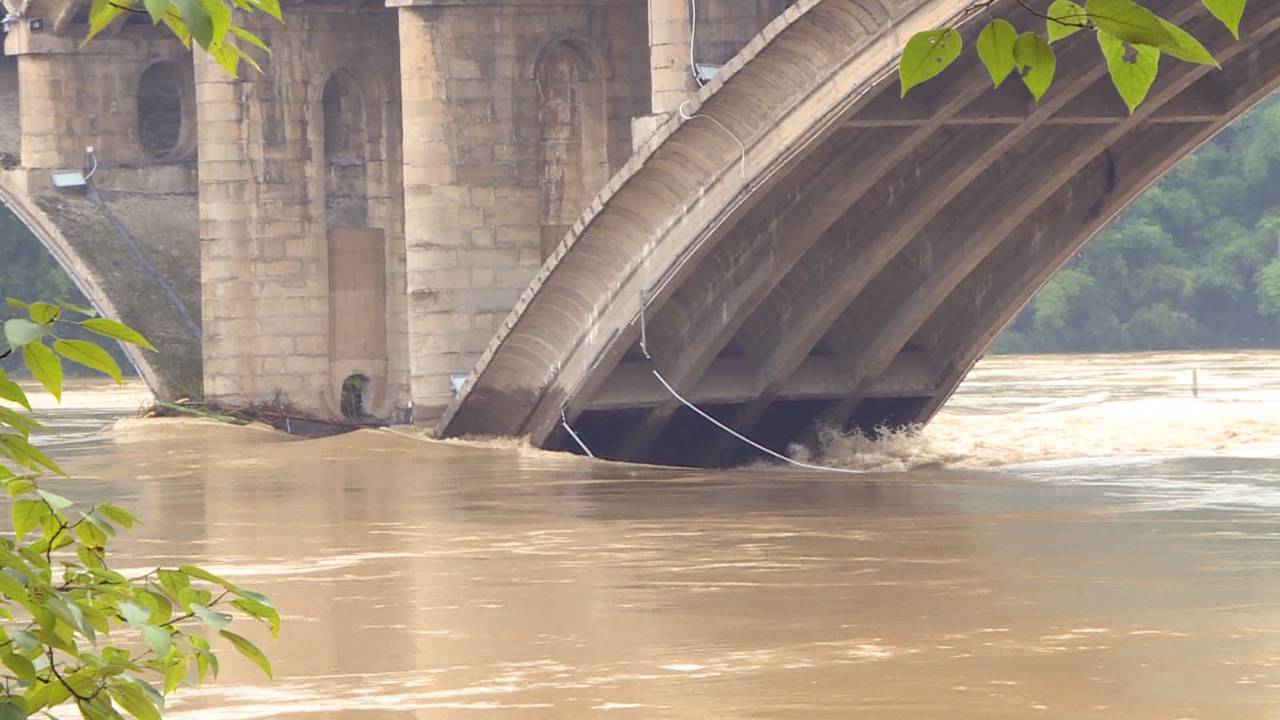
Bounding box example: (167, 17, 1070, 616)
(561, 409, 596, 458)
(679, 100, 747, 181)
(648, 367, 863, 474)
(690, 0, 704, 87)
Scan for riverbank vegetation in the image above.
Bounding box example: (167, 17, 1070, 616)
(996, 94, 1280, 353)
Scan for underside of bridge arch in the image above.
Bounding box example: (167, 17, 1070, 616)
(442, 0, 1280, 467)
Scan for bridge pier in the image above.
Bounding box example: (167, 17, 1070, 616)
(196, 7, 409, 420)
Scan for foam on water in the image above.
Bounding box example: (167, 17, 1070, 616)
(802, 351, 1280, 472)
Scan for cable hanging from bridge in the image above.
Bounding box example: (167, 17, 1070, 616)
(637, 294, 864, 475)
(560, 408, 596, 458)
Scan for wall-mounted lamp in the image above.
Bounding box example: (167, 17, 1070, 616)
(450, 375, 468, 394)
(50, 170, 86, 188)
(50, 146, 98, 190)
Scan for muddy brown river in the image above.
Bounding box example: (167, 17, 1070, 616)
(27, 351, 1280, 718)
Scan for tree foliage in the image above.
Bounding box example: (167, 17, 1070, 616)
(86, 0, 281, 76)
(0, 210, 132, 380)
(902, 0, 1247, 111)
(996, 95, 1280, 353)
(0, 300, 278, 719)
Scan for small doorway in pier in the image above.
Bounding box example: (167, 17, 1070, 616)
(340, 374, 371, 418)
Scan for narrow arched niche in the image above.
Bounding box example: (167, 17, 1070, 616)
(322, 71, 369, 229)
(534, 40, 609, 260)
(136, 61, 191, 159)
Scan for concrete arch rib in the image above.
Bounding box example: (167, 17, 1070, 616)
(909, 30, 1280, 428)
(440, 0, 978, 443)
(0, 176, 201, 400)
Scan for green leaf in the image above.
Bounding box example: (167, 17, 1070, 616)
(230, 25, 270, 52)
(1013, 32, 1057, 101)
(1157, 17, 1219, 67)
(899, 28, 963, 98)
(81, 318, 157, 352)
(180, 564, 238, 591)
(119, 601, 151, 628)
(1047, 0, 1088, 42)
(1086, 0, 1180, 49)
(232, 596, 280, 639)
(0, 406, 43, 437)
(26, 302, 60, 325)
(21, 342, 61, 402)
(4, 319, 46, 351)
(85, 0, 126, 44)
(55, 299, 97, 317)
(1, 651, 35, 685)
(246, 0, 283, 22)
(192, 604, 233, 631)
(0, 369, 31, 410)
(1202, 0, 1246, 39)
(108, 680, 162, 720)
(977, 19, 1018, 88)
(1099, 32, 1160, 113)
(36, 489, 71, 509)
(143, 0, 171, 24)
(1, 434, 65, 476)
(11, 499, 49, 541)
(0, 701, 26, 720)
(220, 630, 272, 679)
(172, 0, 215, 48)
(99, 503, 140, 529)
(6, 478, 35, 498)
(53, 339, 124, 385)
(143, 624, 173, 658)
(164, 654, 189, 694)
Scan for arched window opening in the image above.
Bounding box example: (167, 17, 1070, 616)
(340, 374, 370, 419)
(536, 41, 608, 260)
(322, 71, 369, 229)
(137, 62, 186, 159)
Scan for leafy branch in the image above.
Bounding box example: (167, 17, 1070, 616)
(0, 299, 279, 719)
(901, 0, 1247, 113)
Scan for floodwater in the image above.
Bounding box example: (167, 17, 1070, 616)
(28, 350, 1280, 718)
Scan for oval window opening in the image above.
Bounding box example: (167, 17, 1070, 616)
(340, 374, 370, 419)
(137, 62, 184, 158)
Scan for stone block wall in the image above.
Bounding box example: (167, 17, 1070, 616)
(397, 0, 648, 423)
(198, 7, 409, 419)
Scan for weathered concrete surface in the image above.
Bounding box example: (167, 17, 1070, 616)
(1, 21, 201, 400)
(441, 0, 1280, 466)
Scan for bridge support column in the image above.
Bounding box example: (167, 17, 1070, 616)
(197, 8, 408, 420)
(396, 1, 646, 426)
(632, 0, 696, 148)
(649, 0, 695, 114)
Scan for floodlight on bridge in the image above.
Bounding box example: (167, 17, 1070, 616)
(50, 171, 86, 189)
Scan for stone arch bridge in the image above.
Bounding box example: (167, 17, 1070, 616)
(2, 0, 1277, 465)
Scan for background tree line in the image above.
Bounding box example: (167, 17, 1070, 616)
(996, 93, 1280, 353)
(0, 207, 133, 376)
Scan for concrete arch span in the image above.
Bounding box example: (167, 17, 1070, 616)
(0, 176, 201, 399)
(441, 0, 1280, 466)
